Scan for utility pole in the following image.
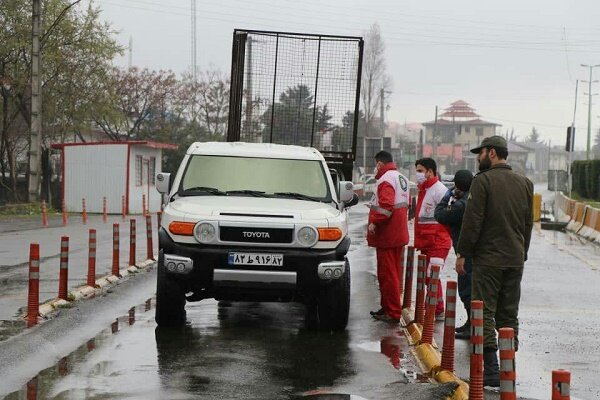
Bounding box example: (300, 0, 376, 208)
(29, 0, 42, 202)
(379, 88, 385, 150)
(191, 0, 197, 125)
(581, 64, 600, 160)
(432, 106, 438, 159)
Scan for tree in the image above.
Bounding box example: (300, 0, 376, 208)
(0, 0, 121, 201)
(361, 23, 391, 137)
(527, 126, 541, 143)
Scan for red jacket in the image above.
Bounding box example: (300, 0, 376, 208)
(367, 163, 409, 249)
(414, 176, 452, 251)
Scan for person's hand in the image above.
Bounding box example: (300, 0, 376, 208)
(368, 223, 376, 234)
(455, 257, 466, 275)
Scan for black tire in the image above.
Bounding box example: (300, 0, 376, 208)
(317, 259, 350, 331)
(155, 250, 187, 326)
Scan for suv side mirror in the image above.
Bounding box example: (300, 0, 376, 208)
(339, 181, 354, 202)
(156, 172, 171, 194)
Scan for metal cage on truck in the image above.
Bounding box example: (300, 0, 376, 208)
(227, 29, 364, 180)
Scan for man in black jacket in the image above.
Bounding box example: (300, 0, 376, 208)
(434, 170, 473, 339)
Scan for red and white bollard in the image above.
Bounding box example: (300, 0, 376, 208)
(129, 219, 136, 267)
(469, 300, 485, 400)
(421, 264, 440, 345)
(414, 254, 427, 324)
(27, 243, 40, 328)
(403, 246, 415, 309)
(552, 370, 571, 400)
(62, 198, 68, 226)
(102, 196, 107, 223)
(440, 280, 458, 372)
(146, 214, 154, 260)
(112, 223, 120, 277)
(142, 194, 147, 217)
(499, 327, 517, 399)
(58, 356, 69, 376)
(87, 229, 96, 287)
(58, 236, 69, 301)
(27, 376, 38, 400)
(82, 198, 87, 225)
(121, 195, 126, 220)
(41, 200, 48, 228)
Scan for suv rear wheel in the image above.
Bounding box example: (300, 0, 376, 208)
(317, 259, 350, 331)
(155, 250, 187, 326)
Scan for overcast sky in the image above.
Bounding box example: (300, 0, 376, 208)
(91, 0, 600, 150)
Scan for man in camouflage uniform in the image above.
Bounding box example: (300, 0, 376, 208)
(455, 136, 533, 387)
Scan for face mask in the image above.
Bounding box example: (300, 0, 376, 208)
(416, 172, 426, 184)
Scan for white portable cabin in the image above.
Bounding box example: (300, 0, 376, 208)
(51, 141, 177, 214)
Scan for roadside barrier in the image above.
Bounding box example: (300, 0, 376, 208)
(62, 198, 68, 226)
(112, 223, 120, 277)
(146, 215, 154, 260)
(552, 370, 571, 400)
(403, 246, 415, 309)
(102, 196, 107, 223)
(421, 264, 441, 345)
(129, 219, 136, 267)
(440, 280, 457, 372)
(27, 243, 40, 328)
(87, 229, 97, 287)
(82, 198, 87, 225)
(128, 307, 135, 325)
(469, 300, 484, 400)
(41, 200, 48, 228)
(111, 318, 118, 334)
(414, 254, 427, 324)
(121, 195, 126, 220)
(499, 327, 517, 400)
(58, 236, 69, 300)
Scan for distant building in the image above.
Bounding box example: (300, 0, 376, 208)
(422, 100, 501, 173)
(51, 141, 177, 214)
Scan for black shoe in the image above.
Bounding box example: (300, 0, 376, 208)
(373, 314, 400, 324)
(456, 320, 470, 333)
(370, 308, 385, 316)
(483, 349, 500, 387)
(455, 330, 470, 340)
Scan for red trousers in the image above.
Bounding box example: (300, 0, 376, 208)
(376, 246, 404, 319)
(423, 248, 450, 315)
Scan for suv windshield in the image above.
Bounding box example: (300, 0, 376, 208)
(179, 155, 332, 202)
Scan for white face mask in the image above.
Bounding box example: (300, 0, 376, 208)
(416, 172, 426, 184)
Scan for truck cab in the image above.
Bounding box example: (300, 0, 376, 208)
(155, 142, 357, 331)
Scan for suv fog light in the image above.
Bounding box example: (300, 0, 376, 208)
(324, 268, 333, 279)
(167, 262, 176, 272)
(297, 226, 318, 247)
(176, 263, 186, 273)
(333, 268, 342, 278)
(195, 223, 216, 243)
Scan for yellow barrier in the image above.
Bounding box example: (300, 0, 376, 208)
(533, 193, 542, 222)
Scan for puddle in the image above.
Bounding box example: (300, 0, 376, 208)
(2, 298, 155, 400)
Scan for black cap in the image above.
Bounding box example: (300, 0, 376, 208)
(452, 169, 473, 191)
(470, 135, 508, 154)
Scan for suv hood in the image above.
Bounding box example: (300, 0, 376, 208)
(170, 196, 340, 220)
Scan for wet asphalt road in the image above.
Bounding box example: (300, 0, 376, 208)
(1, 190, 600, 399)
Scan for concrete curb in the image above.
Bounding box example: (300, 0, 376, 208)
(402, 306, 470, 400)
(21, 258, 156, 321)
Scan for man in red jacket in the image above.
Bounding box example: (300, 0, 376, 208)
(367, 151, 410, 323)
(414, 158, 452, 318)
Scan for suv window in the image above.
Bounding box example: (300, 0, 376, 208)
(180, 155, 332, 201)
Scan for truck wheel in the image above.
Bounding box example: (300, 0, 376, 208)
(317, 260, 350, 332)
(155, 250, 187, 326)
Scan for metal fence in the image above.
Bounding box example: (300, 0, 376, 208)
(228, 30, 363, 160)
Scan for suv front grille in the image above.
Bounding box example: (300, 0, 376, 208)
(219, 227, 294, 244)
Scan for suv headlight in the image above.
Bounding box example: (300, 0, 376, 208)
(194, 222, 216, 243)
(297, 226, 318, 247)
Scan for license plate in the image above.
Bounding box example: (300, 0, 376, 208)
(228, 252, 284, 267)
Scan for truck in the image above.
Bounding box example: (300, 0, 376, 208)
(155, 30, 363, 331)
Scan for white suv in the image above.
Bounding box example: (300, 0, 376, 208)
(155, 142, 358, 331)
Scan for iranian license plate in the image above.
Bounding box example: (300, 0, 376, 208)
(228, 252, 284, 267)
